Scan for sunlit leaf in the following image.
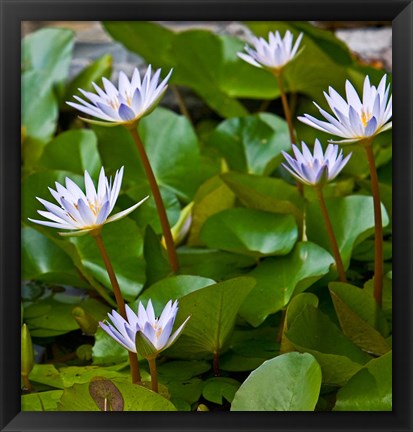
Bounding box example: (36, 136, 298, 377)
(239, 242, 333, 326)
(165, 277, 255, 358)
(200, 208, 297, 257)
(334, 351, 392, 411)
(231, 352, 322, 411)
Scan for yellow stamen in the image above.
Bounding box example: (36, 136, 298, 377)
(361, 110, 372, 127)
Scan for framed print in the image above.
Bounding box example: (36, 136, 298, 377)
(1, 0, 412, 431)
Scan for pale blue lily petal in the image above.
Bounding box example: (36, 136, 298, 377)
(28, 218, 75, 230)
(282, 139, 351, 186)
(164, 316, 192, 351)
(29, 167, 146, 234)
(66, 65, 172, 125)
(365, 116, 378, 136)
(238, 30, 303, 70)
(118, 103, 136, 121)
(300, 74, 392, 142)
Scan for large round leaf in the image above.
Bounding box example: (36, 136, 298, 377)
(92, 328, 129, 365)
(231, 352, 322, 411)
(22, 28, 74, 85)
(334, 351, 392, 411)
(22, 70, 58, 165)
(70, 217, 146, 301)
(93, 107, 204, 202)
(187, 175, 235, 246)
(22, 390, 63, 411)
(136, 275, 215, 315)
(306, 195, 389, 270)
(103, 22, 279, 118)
(38, 129, 101, 177)
(221, 171, 303, 222)
(207, 113, 289, 175)
(177, 247, 256, 281)
(164, 277, 255, 358)
(58, 379, 176, 411)
(329, 282, 390, 356)
(202, 377, 240, 405)
(24, 294, 109, 338)
(22, 226, 87, 288)
(200, 208, 298, 257)
(285, 305, 372, 386)
(239, 242, 333, 327)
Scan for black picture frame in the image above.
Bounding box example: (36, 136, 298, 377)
(1, 0, 412, 431)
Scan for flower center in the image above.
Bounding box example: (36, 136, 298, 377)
(360, 109, 372, 127)
(152, 322, 163, 339)
(109, 98, 120, 110)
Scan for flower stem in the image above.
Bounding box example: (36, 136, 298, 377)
(213, 351, 220, 376)
(315, 186, 347, 282)
(274, 71, 303, 197)
(129, 127, 179, 273)
(274, 71, 296, 147)
(92, 232, 141, 384)
(148, 357, 158, 393)
(364, 143, 383, 307)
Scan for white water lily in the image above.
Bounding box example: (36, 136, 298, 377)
(298, 75, 392, 144)
(66, 65, 172, 126)
(238, 30, 303, 71)
(282, 139, 351, 186)
(100, 300, 190, 357)
(28, 167, 148, 236)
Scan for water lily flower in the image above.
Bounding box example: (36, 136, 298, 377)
(66, 65, 173, 126)
(28, 167, 148, 236)
(282, 139, 351, 186)
(298, 75, 392, 144)
(238, 30, 303, 72)
(100, 300, 190, 358)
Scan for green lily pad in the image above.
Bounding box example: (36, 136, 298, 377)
(239, 242, 333, 326)
(334, 351, 392, 411)
(24, 294, 108, 338)
(21, 390, 63, 411)
(143, 225, 171, 286)
(207, 113, 289, 175)
(22, 27, 74, 86)
(58, 379, 176, 411)
(178, 247, 256, 280)
(187, 175, 235, 246)
(94, 107, 204, 202)
(92, 328, 129, 365)
(200, 208, 297, 257)
(103, 22, 279, 117)
(136, 275, 215, 315)
(202, 377, 240, 405)
(38, 129, 101, 178)
(306, 195, 389, 271)
(22, 71, 58, 164)
(22, 226, 87, 288)
(158, 361, 211, 382)
(280, 293, 320, 354)
(221, 171, 303, 223)
(70, 217, 146, 301)
(165, 277, 255, 358)
(285, 305, 372, 386)
(166, 378, 204, 406)
(231, 352, 322, 411)
(329, 282, 390, 355)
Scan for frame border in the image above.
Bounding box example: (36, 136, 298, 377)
(1, 1, 412, 431)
